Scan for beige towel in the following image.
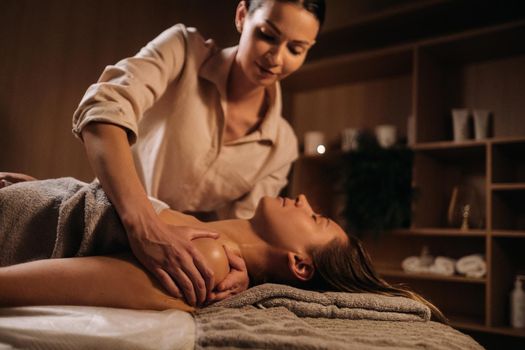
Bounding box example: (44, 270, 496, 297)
(456, 254, 486, 278)
(212, 283, 430, 321)
(195, 284, 483, 350)
(0, 178, 128, 266)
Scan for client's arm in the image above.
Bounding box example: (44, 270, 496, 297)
(0, 238, 230, 311)
(0, 255, 193, 311)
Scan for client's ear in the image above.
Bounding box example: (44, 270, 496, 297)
(287, 252, 314, 281)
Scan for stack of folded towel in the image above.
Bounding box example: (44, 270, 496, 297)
(401, 251, 486, 278)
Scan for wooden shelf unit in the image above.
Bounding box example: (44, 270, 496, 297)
(309, 0, 525, 60)
(378, 268, 486, 284)
(285, 17, 525, 343)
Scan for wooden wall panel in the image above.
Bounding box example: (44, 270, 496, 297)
(0, 0, 238, 180)
(462, 55, 525, 138)
(290, 75, 411, 148)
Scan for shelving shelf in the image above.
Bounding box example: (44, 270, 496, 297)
(412, 140, 487, 150)
(286, 11, 525, 348)
(393, 228, 486, 237)
(453, 317, 525, 338)
(378, 268, 486, 284)
(492, 230, 525, 238)
(483, 327, 525, 338)
(310, 0, 525, 60)
(492, 183, 525, 191)
(449, 315, 489, 332)
(283, 45, 414, 91)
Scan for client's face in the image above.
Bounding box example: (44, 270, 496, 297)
(251, 194, 347, 253)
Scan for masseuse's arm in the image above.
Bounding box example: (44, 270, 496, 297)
(81, 122, 218, 307)
(72, 25, 220, 306)
(72, 24, 247, 305)
(0, 239, 230, 311)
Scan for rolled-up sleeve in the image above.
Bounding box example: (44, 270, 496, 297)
(72, 24, 188, 144)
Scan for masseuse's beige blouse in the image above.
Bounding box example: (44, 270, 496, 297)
(72, 24, 298, 219)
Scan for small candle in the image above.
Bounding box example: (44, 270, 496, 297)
(304, 131, 326, 155)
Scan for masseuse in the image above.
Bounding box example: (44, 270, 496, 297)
(70, 0, 324, 306)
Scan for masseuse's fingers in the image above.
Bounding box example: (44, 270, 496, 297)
(153, 266, 182, 299)
(192, 251, 215, 305)
(170, 236, 213, 306)
(206, 289, 235, 304)
(186, 227, 220, 300)
(216, 246, 248, 292)
(224, 246, 246, 271)
(206, 246, 249, 304)
(169, 264, 198, 307)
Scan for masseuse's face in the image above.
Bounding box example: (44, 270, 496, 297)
(251, 194, 347, 253)
(236, 0, 319, 86)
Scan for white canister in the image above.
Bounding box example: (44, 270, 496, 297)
(473, 109, 491, 140)
(341, 128, 359, 151)
(304, 131, 326, 155)
(452, 108, 470, 141)
(375, 124, 397, 148)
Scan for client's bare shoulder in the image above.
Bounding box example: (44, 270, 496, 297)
(192, 238, 230, 285)
(158, 209, 230, 288)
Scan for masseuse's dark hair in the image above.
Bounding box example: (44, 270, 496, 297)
(308, 235, 448, 323)
(245, 0, 326, 27)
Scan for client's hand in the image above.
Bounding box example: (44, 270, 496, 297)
(207, 245, 249, 303)
(0, 172, 37, 188)
(126, 216, 219, 307)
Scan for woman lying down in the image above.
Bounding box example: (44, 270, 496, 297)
(0, 177, 445, 322)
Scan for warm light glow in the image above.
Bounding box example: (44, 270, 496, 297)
(316, 144, 326, 154)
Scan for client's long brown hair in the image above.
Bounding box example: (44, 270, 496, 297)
(308, 235, 448, 323)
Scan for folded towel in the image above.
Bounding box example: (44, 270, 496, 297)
(213, 283, 431, 322)
(429, 256, 456, 276)
(456, 254, 486, 278)
(195, 284, 484, 350)
(403, 256, 456, 276)
(402, 256, 429, 273)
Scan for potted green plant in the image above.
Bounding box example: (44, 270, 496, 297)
(341, 132, 414, 238)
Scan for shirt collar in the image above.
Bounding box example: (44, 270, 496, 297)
(199, 46, 282, 144)
(199, 46, 237, 99)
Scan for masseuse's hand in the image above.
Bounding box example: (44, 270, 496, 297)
(207, 245, 249, 303)
(126, 219, 219, 307)
(0, 172, 37, 188)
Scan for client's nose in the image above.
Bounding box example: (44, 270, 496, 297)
(296, 194, 312, 210)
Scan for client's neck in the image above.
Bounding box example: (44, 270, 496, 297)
(206, 219, 289, 284)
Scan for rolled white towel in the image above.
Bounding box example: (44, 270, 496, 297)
(429, 256, 456, 276)
(402, 256, 430, 273)
(456, 254, 486, 278)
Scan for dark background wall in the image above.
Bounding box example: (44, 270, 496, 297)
(0, 0, 243, 180)
(2, 0, 426, 180)
(2, 0, 515, 180)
